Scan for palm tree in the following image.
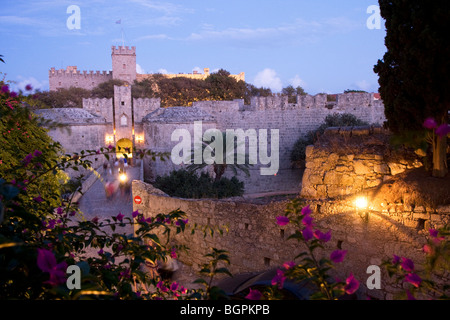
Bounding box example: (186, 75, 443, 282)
(187, 131, 252, 181)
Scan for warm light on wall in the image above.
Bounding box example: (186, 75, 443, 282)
(105, 135, 114, 144)
(136, 135, 144, 144)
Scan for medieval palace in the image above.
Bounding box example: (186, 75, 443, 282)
(49, 46, 245, 91)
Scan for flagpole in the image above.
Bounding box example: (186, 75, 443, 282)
(116, 19, 124, 47)
(121, 26, 124, 47)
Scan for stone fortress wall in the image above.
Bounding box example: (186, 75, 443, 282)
(39, 88, 386, 194)
(44, 46, 386, 193)
(49, 66, 113, 91)
(142, 92, 386, 193)
(132, 179, 450, 300)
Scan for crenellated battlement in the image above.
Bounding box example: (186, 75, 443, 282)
(249, 92, 383, 111)
(49, 66, 112, 91)
(111, 45, 136, 56)
(49, 67, 111, 76)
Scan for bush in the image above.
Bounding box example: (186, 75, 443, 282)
(154, 169, 244, 199)
(291, 113, 369, 168)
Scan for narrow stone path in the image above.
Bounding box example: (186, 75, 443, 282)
(77, 164, 140, 259)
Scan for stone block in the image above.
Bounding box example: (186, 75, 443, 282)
(316, 185, 328, 197)
(340, 174, 355, 186)
(388, 163, 406, 175)
(324, 171, 338, 185)
(354, 160, 372, 175)
(305, 145, 315, 159)
(367, 178, 383, 188)
(374, 163, 390, 174)
(309, 174, 324, 185)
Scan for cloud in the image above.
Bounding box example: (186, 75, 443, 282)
(128, 0, 193, 15)
(185, 17, 359, 47)
(134, 34, 170, 42)
(253, 69, 283, 92)
(125, 0, 193, 27)
(157, 68, 169, 74)
(291, 75, 307, 89)
(12, 76, 48, 93)
(354, 80, 373, 92)
(136, 64, 146, 74)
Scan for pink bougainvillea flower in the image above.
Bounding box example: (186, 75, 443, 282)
(245, 288, 263, 300)
(98, 248, 104, 255)
(138, 216, 147, 224)
(435, 124, 450, 138)
(33, 195, 44, 203)
(302, 226, 314, 241)
(132, 210, 140, 218)
(271, 269, 286, 289)
(116, 212, 124, 222)
(36, 249, 67, 286)
(276, 216, 290, 226)
(56, 207, 64, 215)
(423, 117, 438, 130)
(1, 85, 9, 93)
(107, 144, 114, 150)
(423, 244, 433, 255)
(23, 153, 33, 166)
(33, 150, 42, 157)
(10, 91, 17, 98)
(405, 273, 422, 288)
(314, 229, 332, 243)
(170, 247, 177, 259)
(170, 282, 179, 292)
(302, 214, 314, 227)
(25, 84, 33, 91)
(37, 249, 57, 272)
(330, 250, 347, 263)
(400, 257, 415, 272)
(406, 290, 416, 300)
(92, 216, 99, 224)
(282, 261, 296, 270)
(119, 268, 131, 280)
(392, 255, 401, 265)
(429, 229, 441, 238)
(301, 205, 312, 216)
(175, 218, 189, 226)
(429, 228, 445, 244)
(344, 273, 359, 295)
(157, 281, 168, 293)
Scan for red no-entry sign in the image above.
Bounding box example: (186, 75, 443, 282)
(134, 196, 142, 204)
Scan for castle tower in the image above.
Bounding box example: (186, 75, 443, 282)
(113, 85, 135, 159)
(111, 46, 137, 85)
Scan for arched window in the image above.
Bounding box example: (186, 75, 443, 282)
(120, 114, 128, 126)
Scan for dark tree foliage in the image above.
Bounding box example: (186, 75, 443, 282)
(33, 87, 91, 108)
(205, 69, 247, 102)
(282, 85, 307, 103)
(374, 0, 450, 177)
(90, 79, 126, 99)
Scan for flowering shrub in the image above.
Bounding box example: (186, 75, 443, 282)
(0, 84, 227, 300)
(271, 199, 359, 300)
(382, 226, 449, 300)
(247, 198, 448, 300)
(1, 82, 448, 300)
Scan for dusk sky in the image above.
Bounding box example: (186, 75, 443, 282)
(0, 0, 386, 95)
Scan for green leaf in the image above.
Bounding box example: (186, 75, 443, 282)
(193, 278, 208, 285)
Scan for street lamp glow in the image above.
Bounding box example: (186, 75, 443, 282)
(119, 173, 127, 183)
(355, 196, 368, 210)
